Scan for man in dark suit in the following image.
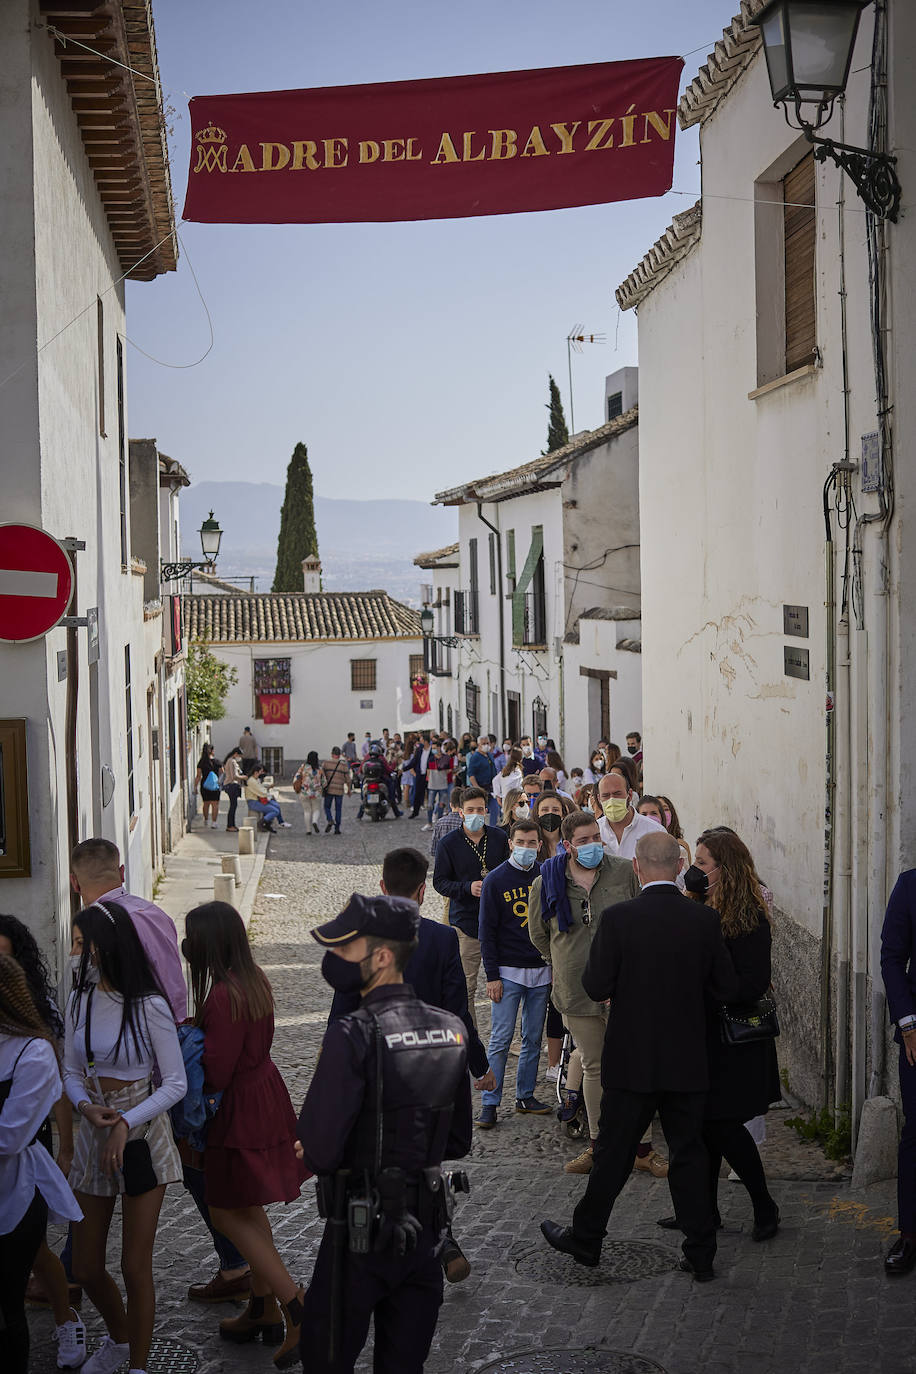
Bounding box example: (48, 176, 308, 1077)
(328, 846, 495, 1283)
(404, 734, 433, 818)
(880, 869, 916, 1274)
(541, 829, 738, 1281)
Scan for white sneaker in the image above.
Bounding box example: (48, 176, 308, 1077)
(210, 821, 218, 829)
(545, 1065, 560, 1083)
(420, 823, 433, 831)
(56, 1308, 88, 1368)
(279, 821, 292, 828)
(83, 1336, 130, 1374)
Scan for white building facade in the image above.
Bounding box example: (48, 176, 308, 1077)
(426, 372, 643, 766)
(182, 588, 423, 772)
(617, 0, 916, 1133)
(0, 3, 177, 966)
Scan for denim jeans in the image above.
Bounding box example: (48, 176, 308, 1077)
(482, 977, 551, 1107)
(324, 793, 343, 829)
(427, 788, 447, 823)
(182, 1164, 248, 1271)
(247, 798, 283, 824)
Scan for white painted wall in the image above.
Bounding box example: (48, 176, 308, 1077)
(205, 637, 424, 769)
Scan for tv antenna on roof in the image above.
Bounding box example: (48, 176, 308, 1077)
(566, 325, 606, 436)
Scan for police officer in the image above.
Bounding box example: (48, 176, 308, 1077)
(296, 893, 472, 1373)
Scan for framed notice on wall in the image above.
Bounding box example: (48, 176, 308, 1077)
(0, 720, 30, 878)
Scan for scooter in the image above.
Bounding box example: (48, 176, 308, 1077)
(361, 775, 389, 822)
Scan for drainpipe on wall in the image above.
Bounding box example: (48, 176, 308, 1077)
(851, 624, 869, 1145)
(834, 608, 852, 1115)
(475, 503, 505, 739)
(867, 529, 889, 1099)
(821, 524, 836, 1108)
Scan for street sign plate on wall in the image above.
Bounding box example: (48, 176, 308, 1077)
(0, 524, 74, 642)
(784, 646, 810, 681)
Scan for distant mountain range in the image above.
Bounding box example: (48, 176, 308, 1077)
(180, 483, 457, 604)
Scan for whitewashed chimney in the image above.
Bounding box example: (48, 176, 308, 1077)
(302, 555, 321, 593)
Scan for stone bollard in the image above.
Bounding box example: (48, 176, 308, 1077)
(222, 854, 242, 887)
(214, 873, 237, 907)
(238, 826, 254, 856)
(851, 1095, 899, 1188)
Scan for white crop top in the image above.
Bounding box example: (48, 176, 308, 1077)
(63, 988, 186, 1131)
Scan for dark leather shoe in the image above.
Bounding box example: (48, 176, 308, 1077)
(539, 1220, 600, 1267)
(752, 1207, 781, 1242)
(885, 1236, 916, 1275)
(189, 1269, 252, 1303)
(678, 1257, 716, 1283)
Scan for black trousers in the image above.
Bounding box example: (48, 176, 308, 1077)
(409, 775, 428, 817)
(0, 1190, 48, 1374)
(703, 1118, 776, 1222)
(299, 1222, 443, 1373)
(572, 1087, 718, 1272)
(898, 1042, 916, 1233)
(224, 783, 242, 828)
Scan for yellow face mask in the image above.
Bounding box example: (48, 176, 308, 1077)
(602, 797, 630, 824)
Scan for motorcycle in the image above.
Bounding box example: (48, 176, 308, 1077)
(360, 773, 389, 822)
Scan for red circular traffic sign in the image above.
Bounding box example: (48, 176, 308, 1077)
(0, 523, 75, 643)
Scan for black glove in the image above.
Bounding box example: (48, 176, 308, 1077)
(373, 1209, 422, 1256)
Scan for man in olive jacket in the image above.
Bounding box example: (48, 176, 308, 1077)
(528, 809, 638, 1172)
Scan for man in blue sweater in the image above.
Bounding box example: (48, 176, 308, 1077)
(433, 787, 510, 1029)
(477, 817, 553, 1127)
(465, 735, 499, 824)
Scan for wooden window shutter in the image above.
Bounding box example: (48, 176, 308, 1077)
(783, 152, 816, 373)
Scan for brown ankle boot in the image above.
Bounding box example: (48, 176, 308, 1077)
(219, 1293, 284, 1345)
(273, 1287, 305, 1368)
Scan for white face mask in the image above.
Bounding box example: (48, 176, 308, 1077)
(514, 803, 531, 819)
(70, 953, 99, 985)
(521, 745, 533, 757)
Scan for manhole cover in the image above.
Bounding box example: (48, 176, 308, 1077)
(513, 1240, 676, 1286)
(145, 1337, 200, 1372)
(475, 1348, 668, 1373)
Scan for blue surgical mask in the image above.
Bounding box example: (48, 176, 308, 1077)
(463, 813, 486, 832)
(511, 846, 538, 869)
(573, 842, 604, 869)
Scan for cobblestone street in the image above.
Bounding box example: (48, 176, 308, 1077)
(28, 794, 915, 1374)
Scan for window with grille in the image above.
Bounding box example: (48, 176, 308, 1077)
(488, 533, 497, 595)
(167, 697, 177, 790)
(607, 391, 623, 421)
(447, 703, 454, 735)
(409, 654, 425, 681)
(116, 337, 127, 566)
(465, 678, 480, 737)
(351, 659, 377, 691)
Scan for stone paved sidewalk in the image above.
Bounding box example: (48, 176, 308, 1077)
(27, 793, 911, 1374)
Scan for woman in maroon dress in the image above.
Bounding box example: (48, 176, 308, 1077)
(184, 902, 307, 1369)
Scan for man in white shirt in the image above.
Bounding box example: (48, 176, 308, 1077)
(596, 770, 663, 861)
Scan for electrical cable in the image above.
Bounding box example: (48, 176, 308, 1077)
(121, 229, 215, 369)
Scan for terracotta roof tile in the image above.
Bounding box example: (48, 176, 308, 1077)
(414, 543, 460, 569)
(182, 592, 421, 644)
(678, 1, 765, 131)
(615, 203, 702, 312)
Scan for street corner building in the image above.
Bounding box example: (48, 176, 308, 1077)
(181, 565, 424, 775)
(615, 0, 916, 1153)
(418, 366, 643, 759)
(0, 2, 189, 975)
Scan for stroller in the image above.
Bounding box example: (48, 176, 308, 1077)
(555, 1029, 588, 1140)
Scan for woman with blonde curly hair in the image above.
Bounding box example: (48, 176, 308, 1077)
(0, 954, 82, 1374)
(499, 787, 529, 830)
(664, 829, 781, 1242)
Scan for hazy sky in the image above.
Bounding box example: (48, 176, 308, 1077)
(126, 0, 731, 503)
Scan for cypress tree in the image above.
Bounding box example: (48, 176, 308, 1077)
(543, 374, 570, 453)
(272, 441, 319, 592)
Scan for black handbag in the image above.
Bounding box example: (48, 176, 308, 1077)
(719, 994, 780, 1046)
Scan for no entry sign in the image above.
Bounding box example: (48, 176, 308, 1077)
(0, 524, 74, 643)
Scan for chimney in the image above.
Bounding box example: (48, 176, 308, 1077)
(302, 555, 321, 594)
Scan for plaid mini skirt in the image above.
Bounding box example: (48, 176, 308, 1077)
(70, 1077, 182, 1197)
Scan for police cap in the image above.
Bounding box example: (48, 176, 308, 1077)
(312, 892, 420, 947)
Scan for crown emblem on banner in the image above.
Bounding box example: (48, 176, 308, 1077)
(194, 124, 229, 174)
(197, 123, 228, 145)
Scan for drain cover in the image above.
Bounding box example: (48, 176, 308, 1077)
(513, 1240, 676, 1286)
(146, 1337, 200, 1372)
(474, 1349, 668, 1374)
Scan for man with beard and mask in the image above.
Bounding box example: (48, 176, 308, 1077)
(476, 819, 553, 1127)
(296, 894, 471, 1373)
(326, 846, 494, 1283)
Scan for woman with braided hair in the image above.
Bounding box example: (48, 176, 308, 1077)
(0, 913, 86, 1366)
(0, 952, 82, 1374)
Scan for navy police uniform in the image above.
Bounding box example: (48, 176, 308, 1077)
(298, 895, 472, 1373)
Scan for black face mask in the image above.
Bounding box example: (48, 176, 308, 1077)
(683, 865, 710, 896)
(627, 744, 638, 755)
(539, 813, 562, 832)
(321, 951, 372, 995)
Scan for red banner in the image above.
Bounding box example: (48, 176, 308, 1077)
(183, 58, 683, 225)
(259, 694, 290, 724)
(412, 679, 431, 714)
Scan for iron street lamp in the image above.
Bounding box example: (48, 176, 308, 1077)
(420, 607, 459, 649)
(160, 510, 224, 581)
(752, 0, 901, 220)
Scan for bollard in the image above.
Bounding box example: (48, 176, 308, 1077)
(214, 873, 237, 908)
(222, 854, 242, 887)
(238, 826, 254, 856)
